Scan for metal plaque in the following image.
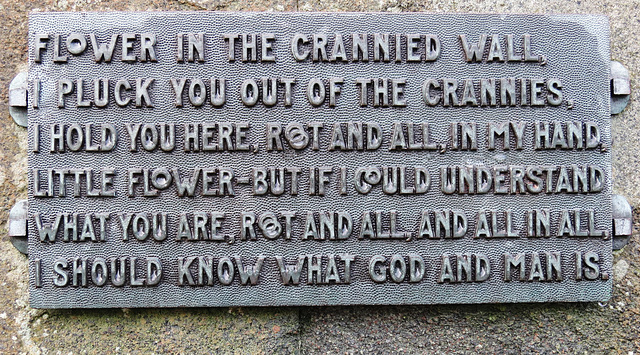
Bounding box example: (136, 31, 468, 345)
(27, 12, 613, 308)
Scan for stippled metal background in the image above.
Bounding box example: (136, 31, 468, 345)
(27, 12, 612, 308)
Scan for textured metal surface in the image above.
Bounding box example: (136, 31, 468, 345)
(28, 12, 613, 308)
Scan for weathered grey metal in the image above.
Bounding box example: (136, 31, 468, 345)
(9, 199, 28, 255)
(28, 12, 614, 308)
(611, 61, 631, 115)
(612, 194, 633, 250)
(9, 72, 28, 127)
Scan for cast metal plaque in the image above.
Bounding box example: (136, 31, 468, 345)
(27, 12, 613, 308)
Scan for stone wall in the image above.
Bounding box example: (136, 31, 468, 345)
(0, 0, 638, 353)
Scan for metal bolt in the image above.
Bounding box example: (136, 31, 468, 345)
(611, 61, 631, 115)
(612, 194, 633, 250)
(8, 199, 28, 255)
(8, 72, 28, 127)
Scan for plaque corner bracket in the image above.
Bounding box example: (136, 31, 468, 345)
(8, 71, 28, 127)
(612, 194, 633, 250)
(8, 199, 27, 255)
(611, 61, 631, 115)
